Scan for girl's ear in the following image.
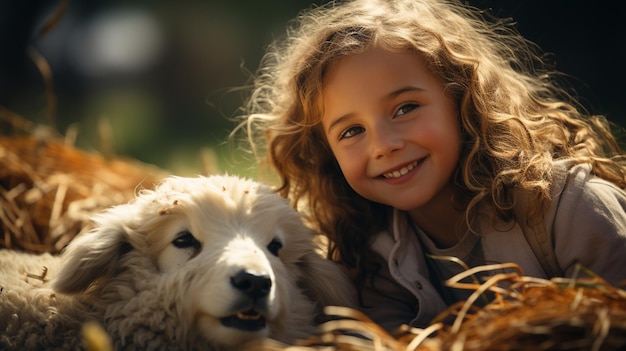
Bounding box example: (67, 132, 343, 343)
(51, 218, 133, 294)
(297, 250, 356, 309)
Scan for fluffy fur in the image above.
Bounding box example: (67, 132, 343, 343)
(0, 175, 355, 350)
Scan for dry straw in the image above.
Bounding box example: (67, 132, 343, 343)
(253, 265, 626, 351)
(0, 133, 166, 253)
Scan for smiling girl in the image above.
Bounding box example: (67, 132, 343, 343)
(236, 0, 626, 331)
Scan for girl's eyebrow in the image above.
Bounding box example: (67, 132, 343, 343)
(325, 85, 424, 134)
(326, 113, 355, 135)
(391, 86, 424, 96)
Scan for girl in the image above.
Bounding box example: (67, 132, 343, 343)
(236, 0, 626, 331)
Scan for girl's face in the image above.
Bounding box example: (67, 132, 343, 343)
(321, 47, 461, 213)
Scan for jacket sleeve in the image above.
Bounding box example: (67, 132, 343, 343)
(551, 165, 626, 286)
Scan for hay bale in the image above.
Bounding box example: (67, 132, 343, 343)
(0, 135, 166, 253)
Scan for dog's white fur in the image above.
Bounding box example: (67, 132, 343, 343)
(0, 175, 355, 350)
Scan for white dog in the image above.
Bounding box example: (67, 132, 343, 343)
(0, 174, 355, 350)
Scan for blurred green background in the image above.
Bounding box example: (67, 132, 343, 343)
(1, 0, 624, 177)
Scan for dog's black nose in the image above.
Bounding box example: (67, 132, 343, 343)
(231, 271, 271, 299)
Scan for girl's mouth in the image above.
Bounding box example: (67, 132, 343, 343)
(382, 159, 422, 179)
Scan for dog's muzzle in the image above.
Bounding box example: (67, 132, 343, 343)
(220, 270, 272, 331)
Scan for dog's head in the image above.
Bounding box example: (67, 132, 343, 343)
(51, 174, 354, 348)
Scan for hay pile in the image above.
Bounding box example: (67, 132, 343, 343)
(428, 266, 626, 350)
(0, 135, 166, 253)
(256, 264, 626, 351)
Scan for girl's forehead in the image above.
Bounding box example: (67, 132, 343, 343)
(323, 45, 421, 75)
(322, 48, 429, 92)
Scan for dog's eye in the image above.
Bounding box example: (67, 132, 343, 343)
(267, 238, 283, 257)
(172, 231, 201, 249)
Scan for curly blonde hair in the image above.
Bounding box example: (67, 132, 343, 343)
(236, 0, 626, 270)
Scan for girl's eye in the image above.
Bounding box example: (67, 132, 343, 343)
(395, 103, 418, 117)
(172, 231, 201, 249)
(339, 126, 365, 140)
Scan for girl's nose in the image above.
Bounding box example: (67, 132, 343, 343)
(371, 123, 404, 159)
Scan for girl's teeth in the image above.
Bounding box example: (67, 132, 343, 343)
(384, 161, 417, 179)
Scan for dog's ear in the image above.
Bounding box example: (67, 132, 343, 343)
(298, 251, 356, 309)
(51, 214, 133, 294)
